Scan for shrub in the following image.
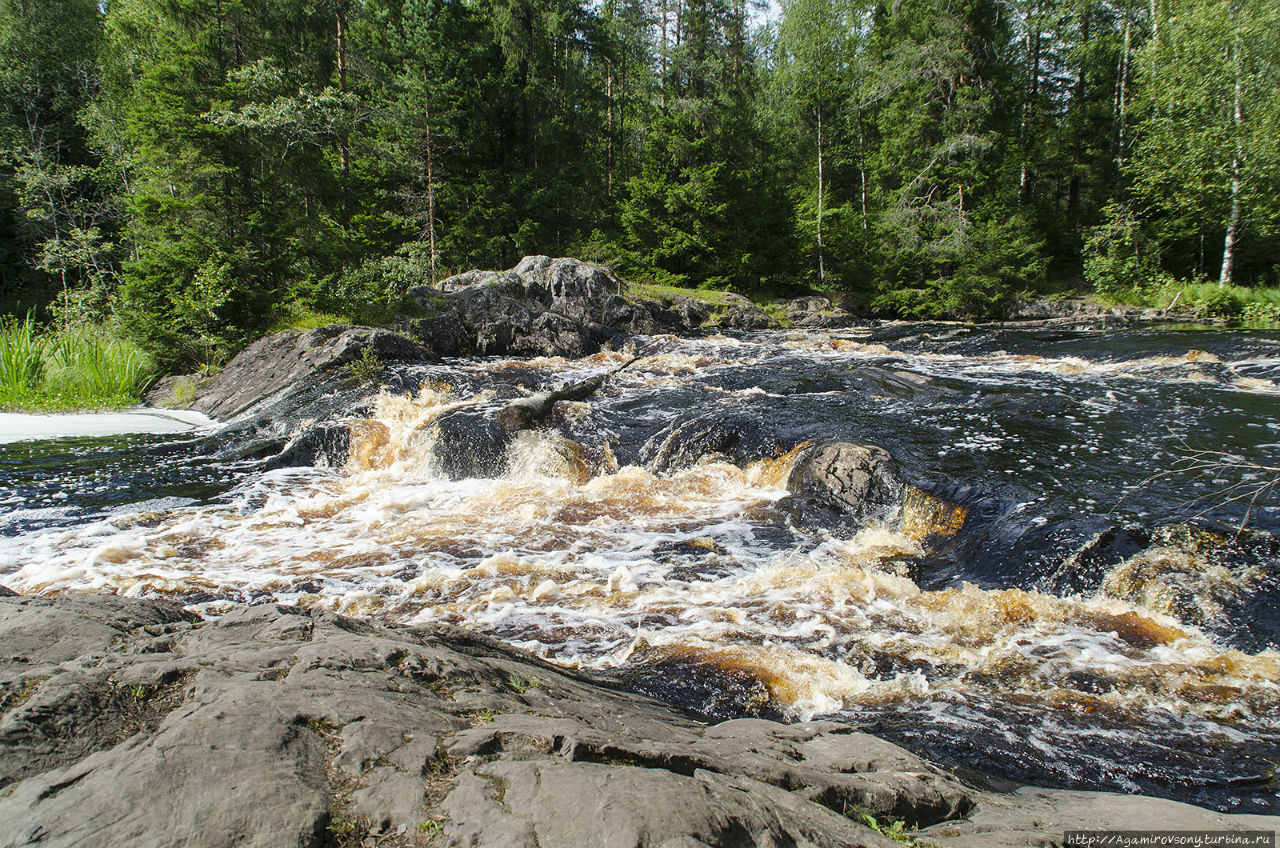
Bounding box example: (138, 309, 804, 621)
(1084, 202, 1162, 297)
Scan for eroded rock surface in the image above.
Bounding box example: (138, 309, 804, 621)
(0, 594, 1273, 848)
(786, 441, 902, 520)
(172, 325, 432, 423)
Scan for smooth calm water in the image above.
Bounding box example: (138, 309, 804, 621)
(3, 324, 1279, 813)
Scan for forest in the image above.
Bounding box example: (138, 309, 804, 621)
(1, 0, 1279, 369)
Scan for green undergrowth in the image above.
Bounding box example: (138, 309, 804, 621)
(624, 280, 741, 308)
(266, 307, 349, 334)
(0, 317, 157, 411)
(857, 813, 938, 847)
(1098, 280, 1280, 323)
(623, 279, 792, 327)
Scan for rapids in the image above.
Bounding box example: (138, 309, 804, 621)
(3, 323, 1279, 813)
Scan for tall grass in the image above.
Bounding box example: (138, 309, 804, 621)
(1099, 279, 1280, 321)
(0, 317, 157, 411)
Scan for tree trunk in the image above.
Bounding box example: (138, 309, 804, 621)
(659, 0, 668, 107)
(336, 3, 350, 181)
(1219, 27, 1243, 287)
(606, 70, 614, 196)
(858, 113, 868, 231)
(1116, 20, 1131, 167)
(424, 104, 439, 287)
(816, 103, 825, 287)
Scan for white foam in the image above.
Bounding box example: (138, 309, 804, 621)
(0, 409, 216, 443)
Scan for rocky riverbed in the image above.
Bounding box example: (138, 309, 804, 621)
(1, 591, 1275, 848)
(5, 258, 1280, 846)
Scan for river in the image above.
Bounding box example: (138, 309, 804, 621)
(3, 323, 1279, 814)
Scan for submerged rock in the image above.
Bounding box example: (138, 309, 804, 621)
(641, 411, 784, 475)
(0, 594, 1273, 848)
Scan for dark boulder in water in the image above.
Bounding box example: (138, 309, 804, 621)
(262, 423, 353, 471)
(786, 441, 901, 520)
(430, 406, 515, 480)
(156, 324, 432, 423)
(642, 411, 784, 475)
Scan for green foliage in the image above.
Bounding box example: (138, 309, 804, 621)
(0, 316, 156, 410)
(418, 818, 446, 837)
(873, 213, 1046, 319)
(344, 348, 382, 388)
(0, 314, 45, 394)
(1083, 202, 1164, 297)
(4, 0, 1280, 357)
(1127, 0, 1280, 283)
(1241, 301, 1280, 326)
(857, 812, 937, 846)
(504, 672, 540, 693)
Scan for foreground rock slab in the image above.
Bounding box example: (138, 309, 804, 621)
(0, 594, 1274, 848)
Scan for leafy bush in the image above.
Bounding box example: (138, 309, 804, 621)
(1190, 286, 1244, 318)
(1241, 302, 1280, 325)
(871, 214, 1046, 320)
(303, 243, 440, 325)
(1083, 202, 1162, 297)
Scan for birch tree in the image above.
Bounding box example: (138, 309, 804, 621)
(1128, 0, 1280, 285)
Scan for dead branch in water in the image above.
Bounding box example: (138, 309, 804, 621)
(496, 357, 640, 432)
(1120, 437, 1280, 532)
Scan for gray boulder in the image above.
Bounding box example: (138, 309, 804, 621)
(786, 441, 902, 519)
(151, 325, 431, 422)
(407, 256, 623, 357)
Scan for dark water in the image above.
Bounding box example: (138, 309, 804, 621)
(3, 323, 1279, 814)
(0, 432, 249, 536)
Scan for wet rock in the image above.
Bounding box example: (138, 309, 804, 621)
(430, 407, 514, 479)
(170, 325, 432, 422)
(641, 411, 784, 475)
(714, 292, 774, 330)
(784, 295, 857, 328)
(787, 441, 901, 520)
(1005, 296, 1206, 327)
(0, 594, 1273, 848)
(919, 787, 1280, 848)
(262, 423, 353, 471)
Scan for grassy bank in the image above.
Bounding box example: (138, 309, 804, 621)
(1098, 280, 1280, 323)
(0, 318, 157, 411)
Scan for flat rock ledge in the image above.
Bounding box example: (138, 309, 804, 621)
(1, 594, 1274, 848)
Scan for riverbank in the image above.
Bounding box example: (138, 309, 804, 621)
(0, 319, 157, 413)
(1, 592, 1274, 848)
(6, 262, 1280, 843)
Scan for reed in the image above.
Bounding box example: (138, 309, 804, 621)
(0, 319, 157, 411)
(0, 316, 46, 402)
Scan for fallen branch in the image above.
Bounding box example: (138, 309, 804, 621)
(496, 357, 639, 432)
(1119, 437, 1280, 533)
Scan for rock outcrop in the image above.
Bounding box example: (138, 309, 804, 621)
(0, 593, 1274, 848)
(405, 256, 635, 358)
(153, 258, 838, 435)
(155, 325, 432, 423)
